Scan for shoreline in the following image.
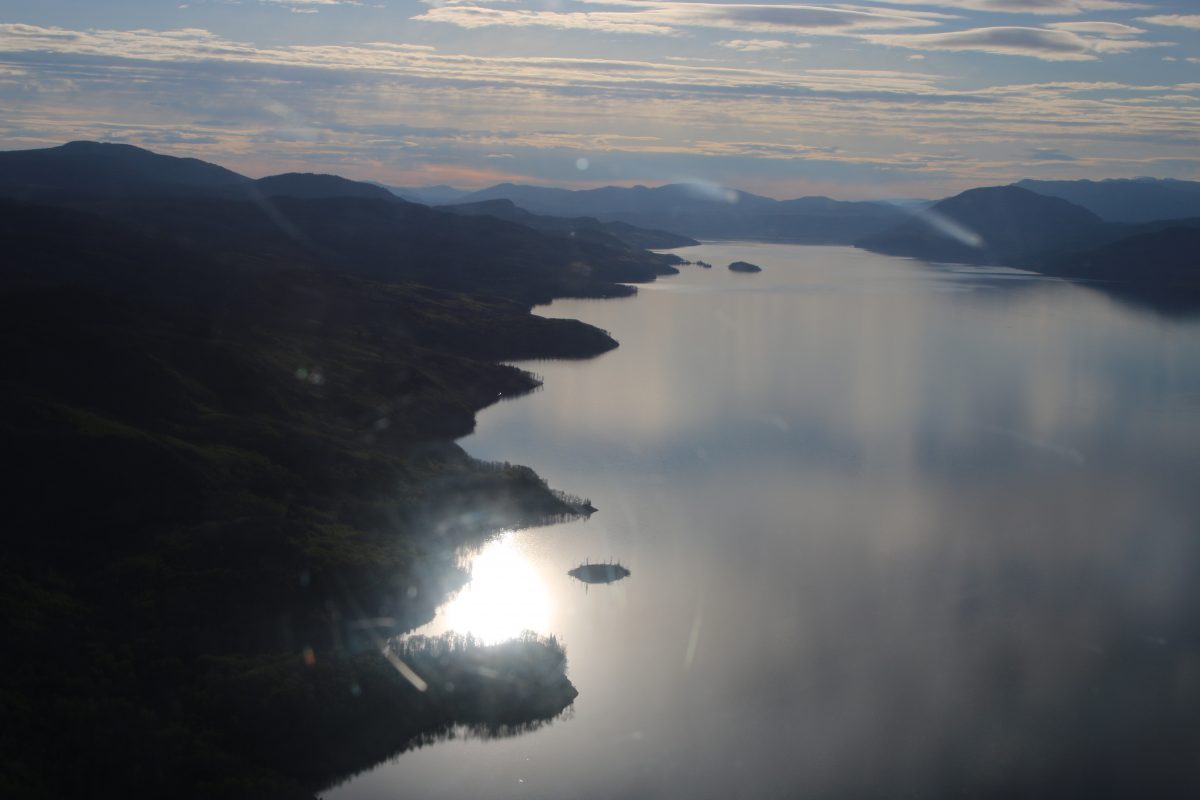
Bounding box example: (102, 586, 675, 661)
(1, 208, 679, 797)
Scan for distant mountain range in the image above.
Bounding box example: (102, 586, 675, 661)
(3, 140, 1197, 301)
(445, 181, 911, 243)
(385, 184, 471, 205)
(440, 198, 697, 249)
(0, 141, 684, 300)
(857, 185, 1107, 266)
(1017, 177, 1200, 223)
(857, 183, 1200, 297)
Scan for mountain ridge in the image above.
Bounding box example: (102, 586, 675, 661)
(1017, 177, 1200, 223)
(456, 180, 910, 243)
(440, 197, 698, 249)
(0, 141, 693, 265)
(857, 184, 1107, 266)
(857, 183, 1200, 303)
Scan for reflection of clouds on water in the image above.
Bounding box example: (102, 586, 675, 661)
(974, 422, 1086, 465)
(338, 244, 1200, 800)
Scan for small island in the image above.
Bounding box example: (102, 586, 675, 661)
(729, 260, 763, 273)
(568, 560, 631, 585)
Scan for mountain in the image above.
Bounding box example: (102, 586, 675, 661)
(440, 198, 697, 249)
(0, 140, 251, 200)
(1046, 224, 1200, 288)
(385, 184, 471, 205)
(462, 182, 777, 217)
(255, 172, 400, 201)
(1017, 178, 1200, 224)
(457, 182, 909, 243)
(0, 142, 411, 207)
(857, 185, 1106, 266)
(0, 141, 681, 304)
(2, 143, 674, 795)
(1, 199, 594, 796)
(95, 195, 679, 303)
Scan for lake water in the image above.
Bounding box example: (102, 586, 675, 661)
(328, 244, 1200, 798)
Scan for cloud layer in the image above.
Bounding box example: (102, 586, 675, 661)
(868, 25, 1166, 61)
(415, 1, 950, 37)
(881, 0, 1149, 13)
(412, 0, 1176, 63)
(1138, 14, 1200, 31)
(1, 0, 1197, 196)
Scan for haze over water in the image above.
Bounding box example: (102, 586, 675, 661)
(329, 244, 1200, 798)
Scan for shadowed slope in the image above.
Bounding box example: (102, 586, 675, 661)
(858, 185, 1105, 266)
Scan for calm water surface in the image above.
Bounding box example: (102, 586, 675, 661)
(329, 244, 1200, 798)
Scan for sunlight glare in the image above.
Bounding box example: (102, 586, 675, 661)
(440, 531, 551, 644)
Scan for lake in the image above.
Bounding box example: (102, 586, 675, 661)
(327, 243, 1200, 798)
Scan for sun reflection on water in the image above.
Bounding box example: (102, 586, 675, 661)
(438, 531, 551, 644)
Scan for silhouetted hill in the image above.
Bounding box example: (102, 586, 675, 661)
(0, 142, 409, 206)
(441, 198, 698, 249)
(0, 141, 681, 305)
(1017, 177, 1200, 223)
(87, 195, 675, 303)
(459, 182, 908, 243)
(0, 140, 251, 200)
(857, 185, 1105, 266)
(1047, 225, 1200, 288)
(599, 219, 698, 250)
(255, 172, 400, 201)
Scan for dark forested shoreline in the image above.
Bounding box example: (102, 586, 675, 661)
(0, 144, 681, 797)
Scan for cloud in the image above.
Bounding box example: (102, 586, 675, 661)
(0, 24, 442, 70)
(1026, 147, 1077, 161)
(718, 39, 809, 51)
(414, 2, 950, 38)
(412, 7, 679, 35)
(412, 0, 1166, 61)
(0, 23, 965, 99)
(868, 25, 1165, 61)
(262, 0, 362, 5)
(2, 21, 1198, 195)
(1044, 21, 1144, 37)
(261, 0, 362, 9)
(1137, 15, 1200, 31)
(686, 139, 835, 157)
(881, 0, 1149, 14)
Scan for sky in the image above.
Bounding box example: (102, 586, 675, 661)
(1, 1, 1199, 199)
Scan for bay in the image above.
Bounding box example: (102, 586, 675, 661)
(328, 243, 1200, 799)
